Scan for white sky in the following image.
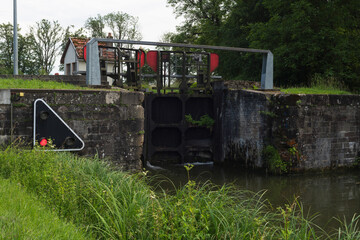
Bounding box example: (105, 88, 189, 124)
(0, 0, 182, 41)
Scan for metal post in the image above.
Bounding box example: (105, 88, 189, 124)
(86, 39, 101, 85)
(261, 52, 273, 90)
(13, 0, 18, 75)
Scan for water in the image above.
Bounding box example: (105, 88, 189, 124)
(146, 162, 360, 230)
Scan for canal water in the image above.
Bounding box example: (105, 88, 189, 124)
(146, 162, 360, 230)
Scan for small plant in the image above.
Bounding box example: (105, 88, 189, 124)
(288, 146, 298, 156)
(185, 114, 215, 129)
(263, 145, 288, 174)
(259, 110, 277, 118)
(138, 130, 145, 135)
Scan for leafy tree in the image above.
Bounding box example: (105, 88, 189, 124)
(30, 19, 63, 74)
(167, 0, 234, 45)
(18, 34, 41, 75)
(217, 0, 269, 80)
(0, 23, 14, 73)
(85, 14, 105, 38)
(104, 12, 142, 41)
(248, 0, 360, 90)
(0, 23, 40, 74)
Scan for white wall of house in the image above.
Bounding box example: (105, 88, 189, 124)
(78, 61, 86, 72)
(63, 46, 77, 75)
(62, 42, 116, 85)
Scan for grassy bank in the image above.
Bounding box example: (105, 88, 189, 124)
(0, 178, 89, 239)
(0, 78, 88, 90)
(0, 147, 359, 239)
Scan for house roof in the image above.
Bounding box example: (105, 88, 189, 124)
(60, 37, 89, 64)
(60, 37, 116, 64)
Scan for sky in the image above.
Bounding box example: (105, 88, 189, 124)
(0, 0, 183, 41)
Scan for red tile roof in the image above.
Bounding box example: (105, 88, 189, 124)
(60, 37, 116, 64)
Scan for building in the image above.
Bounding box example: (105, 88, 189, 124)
(60, 34, 116, 84)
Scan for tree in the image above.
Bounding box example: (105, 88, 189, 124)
(248, 0, 360, 90)
(104, 12, 142, 41)
(167, 0, 234, 45)
(0, 23, 40, 74)
(30, 19, 63, 74)
(0, 23, 14, 74)
(85, 14, 105, 38)
(217, 0, 269, 80)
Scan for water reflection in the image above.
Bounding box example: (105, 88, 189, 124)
(146, 162, 360, 230)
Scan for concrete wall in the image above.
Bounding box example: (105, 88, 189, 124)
(0, 89, 144, 171)
(218, 86, 360, 171)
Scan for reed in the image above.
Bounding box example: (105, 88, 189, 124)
(0, 146, 359, 239)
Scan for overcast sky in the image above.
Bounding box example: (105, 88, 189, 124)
(0, 0, 183, 41)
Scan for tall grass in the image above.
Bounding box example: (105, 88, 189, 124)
(282, 75, 353, 95)
(0, 178, 89, 239)
(0, 78, 88, 90)
(0, 146, 359, 239)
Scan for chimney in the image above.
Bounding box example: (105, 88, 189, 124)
(107, 33, 113, 47)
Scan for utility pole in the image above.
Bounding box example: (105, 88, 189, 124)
(13, 0, 18, 75)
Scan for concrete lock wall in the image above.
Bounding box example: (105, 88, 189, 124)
(0, 89, 144, 171)
(217, 86, 360, 171)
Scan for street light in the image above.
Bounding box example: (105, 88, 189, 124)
(13, 0, 18, 75)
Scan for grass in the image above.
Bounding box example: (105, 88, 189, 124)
(282, 75, 355, 95)
(0, 78, 89, 90)
(281, 87, 352, 95)
(0, 145, 359, 239)
(0, 177, 89, 240)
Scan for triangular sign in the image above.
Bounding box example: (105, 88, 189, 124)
(33, 99, 85, 151)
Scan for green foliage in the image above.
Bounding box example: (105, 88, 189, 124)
(85, 14, 105, 38)
(85, 12, 142, 45)
(282, 75, 353, 95)
(185, 114, 215, 128)
(30, 19, 63, 75)
(334, 214, 360, 239)
(167, 0, 360, 92)
(0, 178, 89, 239)
(263, 145, 288, 174)
(0, 147, 359, 239)
(0, 23, 41, 75)
(259, 110, 277, 118)
(166, 0, 234, 45)
(0, 78, 88, 90)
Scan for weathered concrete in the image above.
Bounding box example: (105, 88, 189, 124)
(0, 89, 144, 171)
(216, 83, 360, 171)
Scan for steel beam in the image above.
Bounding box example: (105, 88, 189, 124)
(86, 39, 101, 85)
(261, 52, 273, 90)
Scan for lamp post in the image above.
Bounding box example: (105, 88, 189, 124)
(13, 0, 18, 75)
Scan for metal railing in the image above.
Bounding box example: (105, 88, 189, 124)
(86, 38, 273, 89)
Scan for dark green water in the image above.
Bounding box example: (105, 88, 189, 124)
(146, 162, 360, 230)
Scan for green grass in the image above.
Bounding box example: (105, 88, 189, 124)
(0, 178, 89, 240)
(282, 75, 355, 95)
(0, 78, 90, 90)
(281, 87, 352, 95)
(0, 146, 359, 239)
